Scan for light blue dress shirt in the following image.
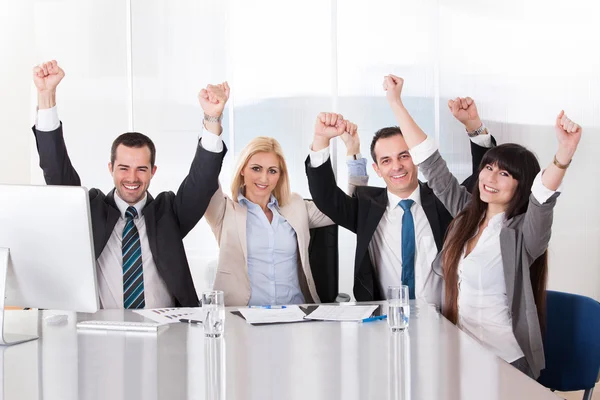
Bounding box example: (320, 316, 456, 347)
(347, 157, 368, 178)
(238, 192, 305, 306)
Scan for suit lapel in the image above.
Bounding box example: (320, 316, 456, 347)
(500, 227, 517, 311)
(355, 189, 387, 276)
(141, 193, 159, 271)
(235, 203, 249, 270)
(419, 183, 443, 251)
(104, 189, 122, 249)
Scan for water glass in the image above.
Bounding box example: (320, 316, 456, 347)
(202, 290, 225, 338)
(387, 285, 410, 332)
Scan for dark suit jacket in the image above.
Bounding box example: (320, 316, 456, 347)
(32, 124, 226, 307)
(304, 139, 494, 301)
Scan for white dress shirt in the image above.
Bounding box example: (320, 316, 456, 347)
(36, 107, 221, 309)
(411, 134, 561, 364)
(310, 146, 438, 299)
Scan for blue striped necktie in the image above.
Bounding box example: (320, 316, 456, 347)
(399, 199, 416, 299)
(122, 206, 145, 309)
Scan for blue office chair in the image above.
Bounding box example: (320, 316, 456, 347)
(537, 290, 600, 400)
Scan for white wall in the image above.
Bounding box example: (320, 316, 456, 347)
(3, 0, 599, 301)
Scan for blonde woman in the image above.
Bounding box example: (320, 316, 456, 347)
(204, 119, 361, 307)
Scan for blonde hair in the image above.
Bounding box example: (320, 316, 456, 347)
(231, 136, 291, 206)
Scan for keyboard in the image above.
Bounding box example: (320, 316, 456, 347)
(76, 320, 166, 332)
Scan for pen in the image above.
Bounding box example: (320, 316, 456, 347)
(248, 305, 287, 309)
(179, 318, 202, 325)
(361, 315, 387, 323)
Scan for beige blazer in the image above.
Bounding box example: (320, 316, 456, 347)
(204, 185, 335, 306)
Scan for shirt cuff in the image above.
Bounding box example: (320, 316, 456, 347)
(309, 145, 330, 168)
(470, 132, 493, 148)
(409, 136, 438, 165)
(200, 126, 223, 153)
(36, 106, 60, 132)
(347, 157, 368, 177)
(346, 153, 362, 160)
(531, 170, 563, 204)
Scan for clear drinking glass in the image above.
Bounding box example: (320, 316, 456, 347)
(202, 290, 225, 338)
(387, 285, 410, 332)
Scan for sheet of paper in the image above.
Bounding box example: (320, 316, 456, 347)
(237, 305, 309, 324)
(304, 305, 378, 321)
(133, 308, 200, 324)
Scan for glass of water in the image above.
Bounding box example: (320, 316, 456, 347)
(387, 285, 410, 332)
(202, 290, 225, 338)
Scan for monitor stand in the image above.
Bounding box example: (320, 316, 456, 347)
(0, 248, 38, 346)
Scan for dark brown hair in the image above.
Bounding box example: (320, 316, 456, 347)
(110, 132, 156, 168)
(370, 126, 402, 163)
(441, 144, 548, 331)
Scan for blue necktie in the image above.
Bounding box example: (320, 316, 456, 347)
(122, 206, 145, 309)
(399, 199, 416, 299)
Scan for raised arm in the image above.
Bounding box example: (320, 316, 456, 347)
(305, 113, 360, 233)
(340, 120, 369, 195)
(522, 111, 582, 259)
(173, 82, 229, 236)
(31, 60, 82, 186)
(384, 75, 470, 216)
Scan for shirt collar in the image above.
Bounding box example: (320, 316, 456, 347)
(237, 190, 279, 210)
(386, 186, 421, 212)
(487, 211, 506, 229)
(114, 191, 147, 219)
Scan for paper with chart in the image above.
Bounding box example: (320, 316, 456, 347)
(237, 305, 309, 324)
(133, 308, 200, 324)
(304, 305, 379, 321)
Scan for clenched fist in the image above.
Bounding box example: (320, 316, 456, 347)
(33, 60, 65, 93)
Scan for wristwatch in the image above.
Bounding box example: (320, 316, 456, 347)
(467, 124, 487, 138)
(204, 113, 223, 123)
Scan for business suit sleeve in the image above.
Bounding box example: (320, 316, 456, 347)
(521, 175, 561, 260)
(173, 141, 227, 237)
(32, 123, 82, 186)
(304, 200, 335, 229)
(204, 183, 228, 242)
(305, 156, 360, 233)
(461, 135, 497, 192)
(418, 150, 471, 217)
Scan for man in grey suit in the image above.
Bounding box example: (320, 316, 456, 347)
(32, 60, 228, 309)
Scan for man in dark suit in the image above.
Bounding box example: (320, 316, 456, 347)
(31, 60, 228, 308)
(305, 86, 494, 302)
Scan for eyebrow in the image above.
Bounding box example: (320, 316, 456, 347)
(116, 164, 149, 170)
(379, 151, 409, 161)
(250, 164, 279, 169)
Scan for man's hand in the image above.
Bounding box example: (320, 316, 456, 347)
(383, 74, 404, 106)
(340, 120, 360, 156)
(33, 60, 65, 93)
(448, 97, 483, 133)
(199, 82, 230, 118)
(312, 112, 347, 152)
(33, 60, 65, 109)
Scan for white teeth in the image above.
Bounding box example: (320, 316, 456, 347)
(124, 185, 140, 190)
(484, 185, 499, 193)
(392, 173, 408, 179)
(255, 184, 268, 189)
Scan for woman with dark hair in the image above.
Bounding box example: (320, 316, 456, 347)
(382, 74, 582, 379)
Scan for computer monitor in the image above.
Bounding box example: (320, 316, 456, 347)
(0, 184, 99, 345)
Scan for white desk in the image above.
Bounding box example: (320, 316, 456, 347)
(0, 302, 559, 400)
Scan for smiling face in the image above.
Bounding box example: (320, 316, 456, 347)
(478, 163, 519, 210)
(241, 151, 281, 204)
(109, 144, 157, 205)
(372, 134, 419, 198)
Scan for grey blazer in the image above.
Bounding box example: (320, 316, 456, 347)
(420, 150, 559, 379)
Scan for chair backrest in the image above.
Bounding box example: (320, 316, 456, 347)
(308, 223, 339, 303)
(537, 290, 600, 392)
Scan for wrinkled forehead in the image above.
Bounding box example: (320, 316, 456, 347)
(374, 135, 410, 161)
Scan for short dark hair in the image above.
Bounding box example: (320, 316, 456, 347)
(370, 126, 403, 164)
(110, 132, 156, 168)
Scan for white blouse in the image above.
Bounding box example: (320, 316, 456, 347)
(457, 212, 524, 363)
